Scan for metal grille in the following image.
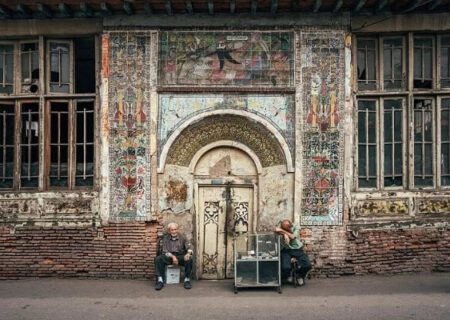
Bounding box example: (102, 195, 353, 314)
(413, 99, 434, 187)
(358, 100, 377, 188)
(383, 99, 403, 187)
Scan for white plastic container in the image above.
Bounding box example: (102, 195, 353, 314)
(165, 265, 181, 284)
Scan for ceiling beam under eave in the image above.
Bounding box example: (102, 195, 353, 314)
(123, 1, 134, 15)
(251, 0, 258, 15)
(185, 1, 193, 14)
(16, 4, 32, 19)
(0, 5, 12, 19)
(230, 0, 236, 14)
(208, 0, 214, 15)
(313, 0, 322, 13)
(333, 0, 343, 13)
(429, 0, 441, 10)
(37, 3, 52, 18)
(100, 2, 113, 16)
(354, 0, 367, 13)
(270, 0, 278, 14)
(165, 0, 173, 16)
(79, 3, 94, 17)
(58, 3, 73, 18)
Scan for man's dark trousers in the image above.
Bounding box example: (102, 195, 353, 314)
(155, 254, 193, 280)
(281, 248, 311, 279)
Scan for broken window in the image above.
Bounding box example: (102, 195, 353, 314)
(413, 99, 434, 187)
(20, 42, 39, 94)
(0, 36, 96, 191)
(414, 37, 433, 89)
(0, 44, 14, 94)
(357, 38, 377, 90)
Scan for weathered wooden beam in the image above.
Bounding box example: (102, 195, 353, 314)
(100, 2, 113, 16)
(376, 0, 388, 13)
(144, 3, 153, 15)
(251, 0, 258, 14)
(230, 0, 236, 14)
(37, 3, 52, 18)
(0, 5, 12, 18)
(165, 0, 173, 16)
(333, 0, 343, 13)
(16, 4, 32, 18)
(270, 0, 278, 14)
(429, 0, 441, 10)
(123, 1, 134, 15)
(185, 1, 193, 14)
(79, 3, 94, 17)
(208, 0, 214, 15)
(313, 0, 322, 13)
(354, 0, 367, 13)
(58, 3, 73, 17)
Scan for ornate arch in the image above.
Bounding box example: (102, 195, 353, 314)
(159, 114, 292, 172)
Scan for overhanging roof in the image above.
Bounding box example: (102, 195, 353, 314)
(0, 0, 449, 19)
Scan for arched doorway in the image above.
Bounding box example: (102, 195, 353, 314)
(193, 146, 258, 279)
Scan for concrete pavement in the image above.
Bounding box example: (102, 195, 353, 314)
(0, 273, 449, 320)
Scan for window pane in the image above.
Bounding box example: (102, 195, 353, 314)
(413, 99, 434, 187)
(50, 42, 70, 93)
(358, 100, 377, 188)
(383, 38, 404, 90)
(20, 103, 39, 188)
(0, 44, 14, 94)
(357, 39, 377, 90)
(49, 102, 69, 187)
(442, 98, 450, 186)
(441, 36, 450, 88)
(0, 103, 15, 188)
(414, 38, 433, 89)
(21, 43, 39, 94)
(75, 101, 94, 187)
(384, 99, 403, 187)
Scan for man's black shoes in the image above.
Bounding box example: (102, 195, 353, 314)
(155, 281, 164, 291)
(183, 281, 192, 289)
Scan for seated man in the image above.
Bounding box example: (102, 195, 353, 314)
(274, 219, 311, 286)
(155, 222, 194, 291)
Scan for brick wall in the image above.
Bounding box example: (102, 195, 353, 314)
(1, 223, 448, 279)
(303, 227, 450, 277)
(0, 222, 161, 279)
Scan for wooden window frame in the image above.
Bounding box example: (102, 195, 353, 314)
(0, 36, 98, 192)
(380, 36, 407, 91)
(413, 35, 435, 90)
(437, 96, 450, 189)
(356, 99, 379, 190)
(355, 37, 378, 91)
(46, 40, 74, 95)
(437, 35, 450, 90)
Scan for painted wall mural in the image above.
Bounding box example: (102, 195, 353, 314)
(159, 94, 295, 157)
(354, 199, 409, 217)
(108, 32, 152, 220)
(159, 32, 294, 86)
(300, 31, 345, 225)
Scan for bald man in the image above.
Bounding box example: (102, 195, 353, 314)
(155, 223, 193, 291)
(274, 219, 311, 286)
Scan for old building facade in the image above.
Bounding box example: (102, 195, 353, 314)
(0, 1, 449, 279)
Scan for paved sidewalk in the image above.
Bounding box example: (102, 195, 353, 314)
(0, 273, 449, 320)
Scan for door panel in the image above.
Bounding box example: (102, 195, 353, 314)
(198, 185, 253, 279)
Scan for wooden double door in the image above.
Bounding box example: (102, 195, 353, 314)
(197, 185, 254, 279)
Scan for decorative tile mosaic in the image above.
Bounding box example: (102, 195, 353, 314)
(107, 32, 152, 220)
(159, 94, 295, 157)
(300, 31, 345, 226)
(159, 32, 294, 86)
(354, 199, 409, 217)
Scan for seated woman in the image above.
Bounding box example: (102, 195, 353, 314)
(273, 219, 311, 286)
